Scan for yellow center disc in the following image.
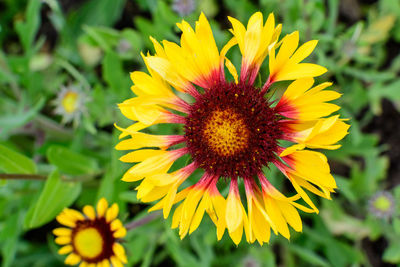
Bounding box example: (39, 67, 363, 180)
(203, 109, 249, 156)
(61, 91, 79, 113)
(73, 227, 103, 259)
(374, 196, 391, 211)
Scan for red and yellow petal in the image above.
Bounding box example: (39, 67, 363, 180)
(281, 115, 350, 155)
(121, 148, 187, 182)
(115, 132, 184, 151)
(276, 78, 341, 120)
(229, 12, 280, 84)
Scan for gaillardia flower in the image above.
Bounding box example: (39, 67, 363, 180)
(116, 12, 349, 245)
(54, 198, 127, 266)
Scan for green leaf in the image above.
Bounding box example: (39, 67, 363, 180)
(0, 212, 23, 267)
(0, 97, 45, 137)
(0, 144, 37, 174)
(14, 0, 42, 53)
(119, 191, 140, 203)
(96, 168, 115, 201)
(24, 169, 81, 229)
(121, 29, 144, 54)
(165, 230, 201, 267)
(46, 145, 99, 175)
(289, 245, 330, 267)
(325, 239, 363, 267)
(82, 25, 120, 52)
(393, 219, 400, 235)
(126, 233, 151, 265)
(383, 241, 400, 263)
(368, 80, 400, 114)
(102, 51, 130, 94)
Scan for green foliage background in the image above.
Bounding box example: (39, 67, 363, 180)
(0, 0, 400, 266)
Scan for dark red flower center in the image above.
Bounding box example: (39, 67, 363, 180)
(184, 82, 282, 178)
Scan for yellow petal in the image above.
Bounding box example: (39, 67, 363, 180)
(226, 188, 243, 233)
(110, 256, 123, 267)
(249, 201, 271, 245)
(99, 259, 109, 267)
(163, 185, 179, 219)
(58, 245, 73, 255)
(225, 57, 238, 84)
(179, 187, 204, 238)
(145, 56, 192, 93)
(119, 149, 165, 163)
(136, 179, 156, 200)
(276, 63, 327, 82)
(83, 205, 96, 220)
(264, 196, 290, 239)
(289, 40, 318, 64)
(117, 122, 148, 139)
(289, 150, 337, 189)
(113, 227, 127, 238)
(275, 31, 299, 65)
(172, 203, 184, 229)
(277, 201, 302, 232)
(189, 194, 209, 234)
(65, 253, 81, 265)
(53, 228, 72, 237)
(141, 185, 170, 203)
(115, 133, 177, 151)
(106, 203, 119, 223)
(229, 220, 243, 245)
(280, 144, 305, 157)
(113, 243, 127, 264)
(55, 236, 71, 245)
(96, 198, 108, 217)
(130, 71, 173, 97)
(63, 209, 85, 221)
(281, 78, 315, 101)
(122, 150, 181, 182)
(306, 119, 350, 148)
(56, 213, 76, 228)
(287, 174, 319, 213)
(110, 219, 123, 232)
(118, 98, 166, 125)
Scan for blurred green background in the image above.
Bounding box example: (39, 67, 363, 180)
(0, 0, 400, 266)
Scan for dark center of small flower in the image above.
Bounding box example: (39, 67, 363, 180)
(71, 217, 115, 263)
(184, 82, 282, 178)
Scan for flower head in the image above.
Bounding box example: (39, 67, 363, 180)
(116, 12, 349, 245)
(53, 85, 89, 125)
(172, 0, 196, 17)
(54, 198, 127, 266)
(368, 191, 395, 219)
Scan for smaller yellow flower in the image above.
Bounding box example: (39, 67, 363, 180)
(54, 198, 127, 267)
(368, 191, 396, 219)
(53, 85, 89, 125)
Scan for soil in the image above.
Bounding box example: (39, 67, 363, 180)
(364, 99, 400, 190)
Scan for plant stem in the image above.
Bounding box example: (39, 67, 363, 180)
(0, 172, 102, 183)
(125, 211, 162, 231)
(0, 173, 47, 180)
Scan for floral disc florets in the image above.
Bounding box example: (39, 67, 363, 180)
(185, 82, 281, 178)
